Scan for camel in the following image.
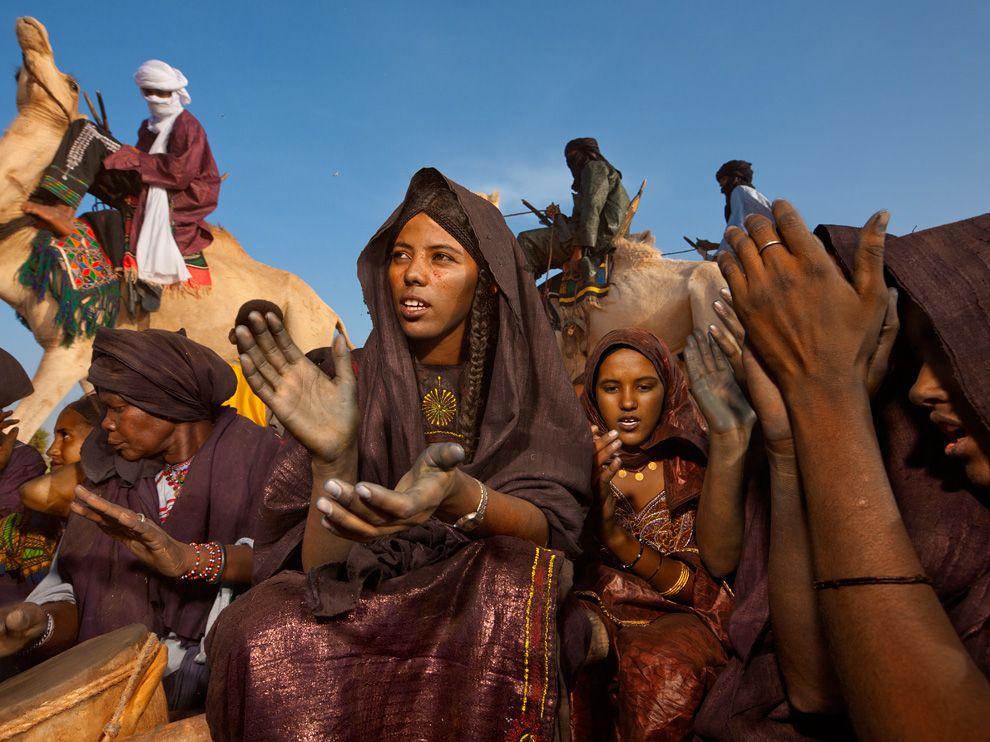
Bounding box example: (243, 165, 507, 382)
(2, 17, 351, 440)
(549, 232, 726, 382)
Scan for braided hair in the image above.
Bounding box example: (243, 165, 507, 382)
(455, 267, 497, 462)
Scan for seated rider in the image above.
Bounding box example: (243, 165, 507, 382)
(517, 137, 630, 280)
(21, 59, 220, 295)
(715, 159, 772, 254)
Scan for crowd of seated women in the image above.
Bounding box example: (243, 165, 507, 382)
(0, 168, 987, 740)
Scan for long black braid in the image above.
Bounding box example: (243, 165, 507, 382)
(455, 268, 497, 462)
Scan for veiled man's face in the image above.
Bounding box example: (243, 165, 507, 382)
(388, 213, 479, 365)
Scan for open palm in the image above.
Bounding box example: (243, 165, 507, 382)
(235, 312, 358, 463)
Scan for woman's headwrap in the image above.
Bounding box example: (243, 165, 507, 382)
(0, 348, 33, 409)
(817, 214, 990, 440)
(564, 137, 620, 192)
(88, 328, 235, 422)
(134, 59, 191, 105)
(581, 328, 708, 473)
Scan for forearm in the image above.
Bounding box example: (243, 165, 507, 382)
(604, 529, 695, 599)
(19, 463, 82, 517)
(219, 544, 253, 584)
(695, 433, 749, 578)
(438, 470, 549, 547)
(788, 382, 990, 738)
(31, 601, 78, 660)
(765, 442, 842, 714)
(302, 451, 358, 571)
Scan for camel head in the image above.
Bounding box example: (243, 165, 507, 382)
(14, 17, 81, 126)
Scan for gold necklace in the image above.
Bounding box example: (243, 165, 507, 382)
(617, 461, 658, 481)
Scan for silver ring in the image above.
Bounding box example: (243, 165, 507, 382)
(758, 239, 784, 255)
(138, 513, 146, 524)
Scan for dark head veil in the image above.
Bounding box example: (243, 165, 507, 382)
(356, 167, 591, 552)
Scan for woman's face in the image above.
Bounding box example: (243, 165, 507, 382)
(98, 391, 176, 462)
(46, 408, 93, 467)
(595, 348, 666, 449)
(905, 304, 990, 487)
(388, 212, 479, 364)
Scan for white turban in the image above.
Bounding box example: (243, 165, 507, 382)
(134, 60, 191, 106)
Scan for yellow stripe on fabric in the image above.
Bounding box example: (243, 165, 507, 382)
(540, 552, 556, 718)
(558, 284, 609, 305)
(520, 546, 542, 714)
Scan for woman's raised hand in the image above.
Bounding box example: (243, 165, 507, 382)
(590, 424, 626, 548)
(684, 328, 756, 443)
(709, 293, 792, 444)
(314, 442, 466, 541)
(718, 202, 890, 398)
(70, 485, 195, 578)
(234, 312, 358, 464)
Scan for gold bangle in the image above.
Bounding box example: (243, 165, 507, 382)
(657, 561, 691, 597)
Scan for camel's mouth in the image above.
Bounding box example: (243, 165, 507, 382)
(16, 17, 53, 59)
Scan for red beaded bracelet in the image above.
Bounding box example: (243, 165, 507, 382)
(180, 542, 225, 583)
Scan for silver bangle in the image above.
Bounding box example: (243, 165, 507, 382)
(21, 611, 55, 654)
(453, 479, 489, 533)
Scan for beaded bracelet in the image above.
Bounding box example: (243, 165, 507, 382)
(20, 611, 54, 655)
(180, 542, 225, 583)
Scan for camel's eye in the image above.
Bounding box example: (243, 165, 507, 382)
(66, 77, 78, 93)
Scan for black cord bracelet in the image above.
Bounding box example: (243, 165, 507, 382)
(621, 541, 645, 570)
(813, 574, 933, 591)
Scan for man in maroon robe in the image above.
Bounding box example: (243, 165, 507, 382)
(22, 60, 220, 290)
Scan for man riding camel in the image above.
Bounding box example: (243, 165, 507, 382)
(22, 60, 220, 296)
(518, 137, 630, 281)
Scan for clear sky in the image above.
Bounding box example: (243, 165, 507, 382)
(2, 1, 988, 430)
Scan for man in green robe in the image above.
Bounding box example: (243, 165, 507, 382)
(518, 138, 630, 280)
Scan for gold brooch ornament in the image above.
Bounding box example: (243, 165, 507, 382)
(421, 375, 458, 427)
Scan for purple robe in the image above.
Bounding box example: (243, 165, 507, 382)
(102, 110, 220, 257)
(0, 444, 48, 605)
(57, 409, 278, 644)
(0, 444, 45, 519)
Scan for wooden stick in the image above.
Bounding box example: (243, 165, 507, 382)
(615, 178, 646, 241)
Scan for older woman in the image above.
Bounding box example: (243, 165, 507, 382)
(0, 329, 279, 710)
(695, 205, 990, 740)
(206, 168, 591, 740)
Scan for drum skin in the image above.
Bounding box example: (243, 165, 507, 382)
(0, 623, 168, 741)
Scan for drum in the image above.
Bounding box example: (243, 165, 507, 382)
(127, 713, 212, 741)
(0, 623, 169, 741)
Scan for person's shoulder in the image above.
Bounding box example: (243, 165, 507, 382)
(175, 110, 207, 135)
(11, 441, 45, 468)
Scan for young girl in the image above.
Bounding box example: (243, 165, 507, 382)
(570, 329, 747, 740)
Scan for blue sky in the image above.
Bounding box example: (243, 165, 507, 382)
(2, 1, 988, 430)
